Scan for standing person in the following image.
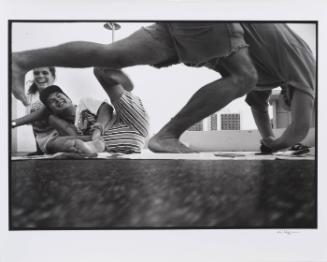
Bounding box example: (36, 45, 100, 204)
(37, 68, 149, 155)
(149, 23, 315, 153)
(11, 67, 59, 155)
(11, 22, 315, 153)
(240, 23, 315, 153)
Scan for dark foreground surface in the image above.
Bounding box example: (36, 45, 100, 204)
(11, 159, 316, 229)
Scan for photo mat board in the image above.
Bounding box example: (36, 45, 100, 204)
(2, 0, 327, 260)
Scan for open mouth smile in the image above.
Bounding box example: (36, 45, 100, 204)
(36, 80, 49, 86)
(57, 100, 67, 107)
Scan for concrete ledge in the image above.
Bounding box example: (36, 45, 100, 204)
(11, 159, 316, 229)
(181, 128, 315, 152)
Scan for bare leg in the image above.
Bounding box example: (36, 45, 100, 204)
(12, 28, 173, 105)
(47, 136, 105, 156)
(93, 67, 134, 92)
(93, 67, 133, 100)
(48, 114, 80, 136)
(148, 48, 258, 153)
(264, 89, 314, 151)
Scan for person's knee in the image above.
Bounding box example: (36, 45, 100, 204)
(231, 66, 258, 98)
(45, 138, 56, 154)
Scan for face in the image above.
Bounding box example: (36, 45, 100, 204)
(46, 92, 73, 114)
(33, 67, 55, 89)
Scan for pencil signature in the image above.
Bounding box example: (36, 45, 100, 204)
(277, 229, 300, 235)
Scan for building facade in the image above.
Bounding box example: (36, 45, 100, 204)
(188, 113, 241, 131)
(188, 90, 316, 132)
(269, 90, 316, 128)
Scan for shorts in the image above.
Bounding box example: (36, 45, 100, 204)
(166, 22, 249, 66)
(280, 43, 316, 99)
(242, 23, 316, 100)
(129, 23, 179, 68)
(35, 129, 59, 154)
(138, 23, 248, 68)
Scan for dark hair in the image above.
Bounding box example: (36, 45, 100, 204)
(39, 85, 69, 106)
(28, 67, 56, 95)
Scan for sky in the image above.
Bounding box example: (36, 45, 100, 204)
(11, 22, 316, 149)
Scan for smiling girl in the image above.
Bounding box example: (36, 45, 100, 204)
(12, 67, 60, 155)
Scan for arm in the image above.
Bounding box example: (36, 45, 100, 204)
(251, 107, 276, 154)
(246, 90, 274, 139)
(91, 102, 114, 140)
(251, 106, 274, 140)
(12, 106, 49, 128)
(264, 89, 314, 151)
(48, 114, 80, 136)
(246, 90, 277, 153)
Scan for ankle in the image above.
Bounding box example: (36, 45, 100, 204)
(155, 128, 180, 139)
(12, 52, 30, 72)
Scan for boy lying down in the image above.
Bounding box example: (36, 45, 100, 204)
(39, 68, 149, 156)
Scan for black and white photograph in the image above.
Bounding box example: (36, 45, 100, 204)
(2, 1, 327, 261)
(10, 21, 317, 229)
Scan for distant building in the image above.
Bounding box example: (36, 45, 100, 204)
(268, 90, 291, 129)
(221, 113, 241, 130)
(188, 89, 315, 132)
(188, 121, 203, 131)
(188, 113, 241, 131)
(210, 113, 218, 131)
(269, 90, 315, 128)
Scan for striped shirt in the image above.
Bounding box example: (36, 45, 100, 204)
(75, 92, 149, 153)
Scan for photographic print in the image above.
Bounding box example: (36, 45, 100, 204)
(10, 20, 317, 230)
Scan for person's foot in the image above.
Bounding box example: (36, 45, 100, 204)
(148, 134, 195, 153)
(27, 151, 43, 156)
(94, 67, 134, 91)
(106, 68, 134, 92)
(12, 54, 29, 106)
(73, 139, 105, 156)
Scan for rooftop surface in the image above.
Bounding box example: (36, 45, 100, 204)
(10, 151, 316, 229)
